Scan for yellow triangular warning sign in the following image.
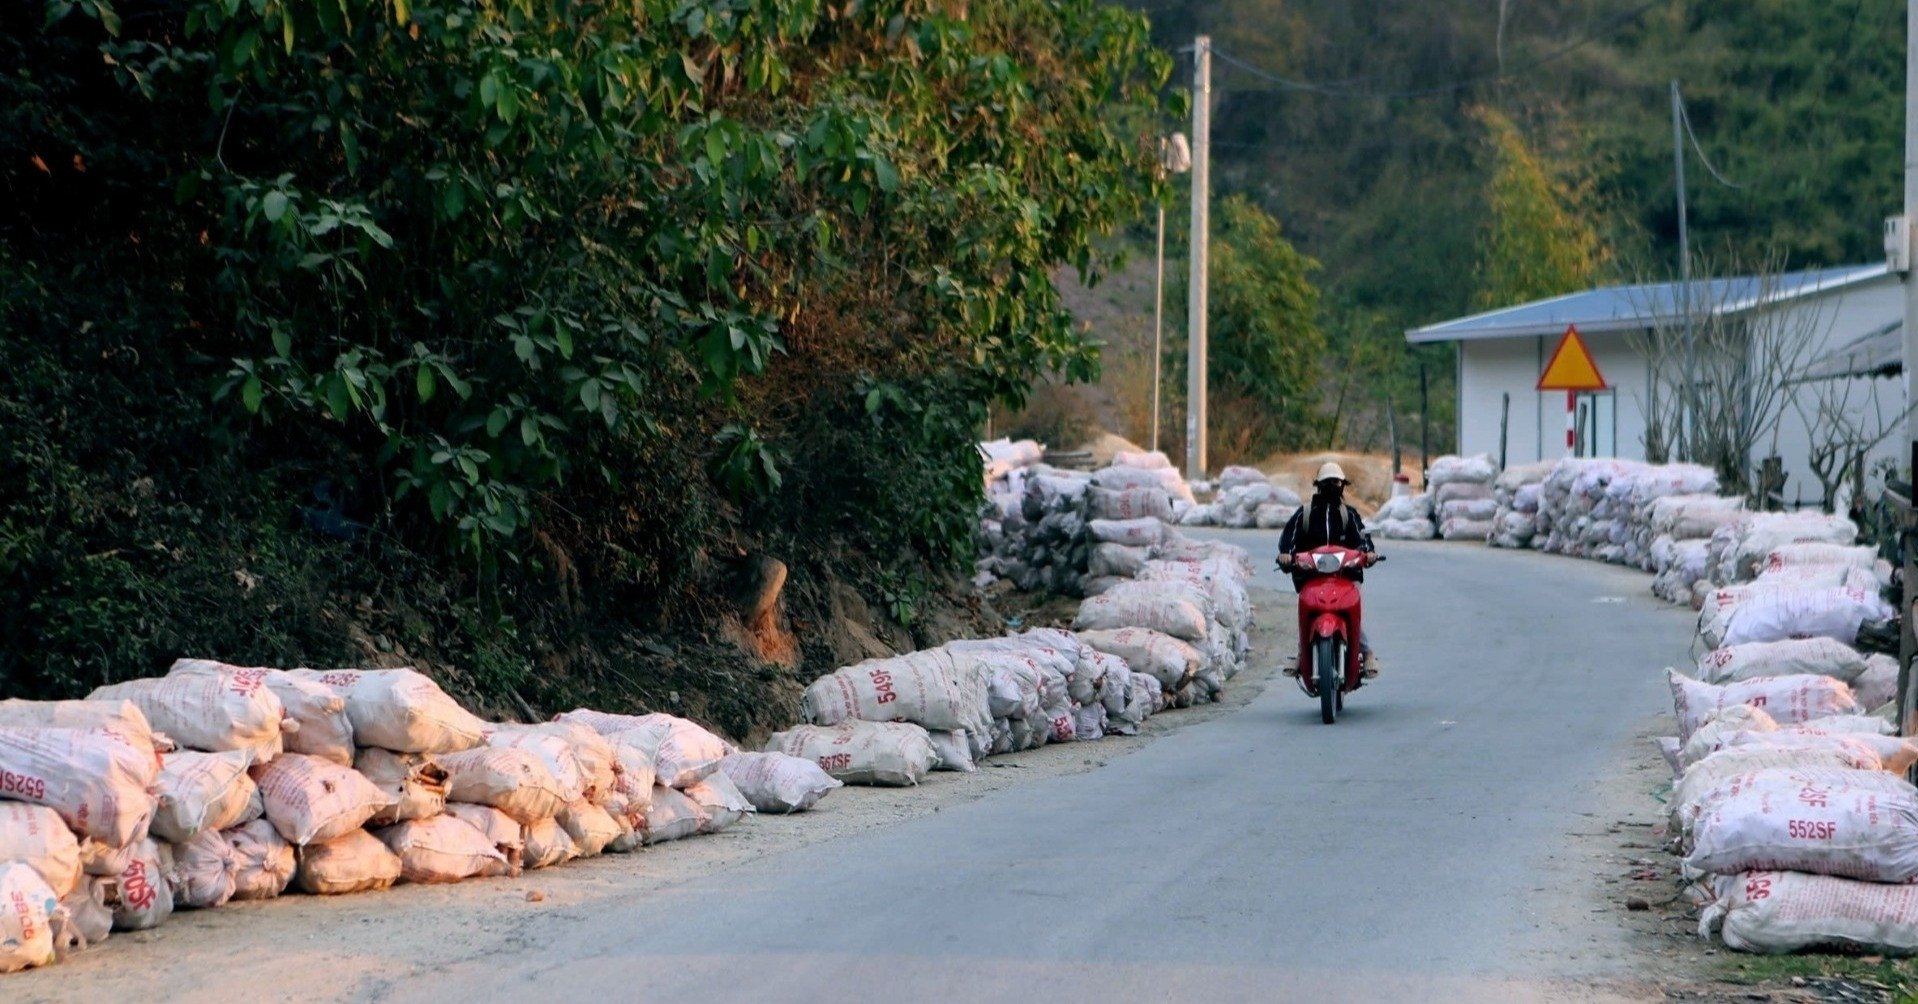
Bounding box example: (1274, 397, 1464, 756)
(1537, 324, 1607, 391)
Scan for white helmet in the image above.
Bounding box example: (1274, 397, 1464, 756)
(1315, 461, 1348, 485)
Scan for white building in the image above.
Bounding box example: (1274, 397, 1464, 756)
(1404, 264, 1907, 507)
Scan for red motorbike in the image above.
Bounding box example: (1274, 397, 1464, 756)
(1284, 545, 1381, 724)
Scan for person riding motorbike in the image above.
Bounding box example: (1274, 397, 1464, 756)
(1277, 462, 1381, 677)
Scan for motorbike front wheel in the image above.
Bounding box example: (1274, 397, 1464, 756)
(1315, 635, 1339, 724)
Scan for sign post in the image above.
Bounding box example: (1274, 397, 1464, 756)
(1537, 324, 1608, 457)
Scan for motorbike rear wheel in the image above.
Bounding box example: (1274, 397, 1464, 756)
(1315, 636, 1339, 724)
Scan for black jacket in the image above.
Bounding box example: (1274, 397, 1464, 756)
(1279, 495, 1375, 586)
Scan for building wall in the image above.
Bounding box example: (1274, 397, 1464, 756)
(1449, 274, 1906, 506)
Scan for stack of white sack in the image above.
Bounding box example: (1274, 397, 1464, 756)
(979, 438, 1044, 485)
(1178, 465, 1301, 529)
(1704, 511, 1867, 587)
(1694, 576, 1893, 649)
(1647, 494, 1744, 607)
(1368, 488, 1436, 541)
(1535, 458, 1648, 560)
(1486, 462, 1555, 548)
(1425, 454, 1499, 541)
(976, 463, 1093, 595)
(552, 710, 751, 848)
(1606, 464, 1720, 570)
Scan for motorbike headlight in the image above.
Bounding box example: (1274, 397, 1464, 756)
(1313, 553, 1342, 574)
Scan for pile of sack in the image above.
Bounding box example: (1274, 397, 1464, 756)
(1368, 486, 1436, 541)
(0, 661, 839, 974)
(791, 530, 1255, 785)
(1176, 466, 1301, 530)
(1485, 462, 1555, 549)
(1658, 568, 1918, 955)
(1426, 454, 1501, 541)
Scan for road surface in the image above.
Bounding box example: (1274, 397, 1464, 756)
(23, 535, 1699, 1003)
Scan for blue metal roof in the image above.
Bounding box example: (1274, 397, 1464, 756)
(1404, 263, 1891, 344)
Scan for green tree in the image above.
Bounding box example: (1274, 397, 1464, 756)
(1170, 195, 1326, 464)
(1472, 105, 1611, 308)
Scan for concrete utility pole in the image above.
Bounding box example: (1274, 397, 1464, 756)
(1898, 0, 1918, 741)
(1152, 134, 1191, 455)
(1672, 80, 1694, 460)
(1185, 35, 1211, 483)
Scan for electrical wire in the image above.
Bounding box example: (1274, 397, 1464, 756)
(1678, 93, 1747, 190)
(1206, 0, 1676, 101)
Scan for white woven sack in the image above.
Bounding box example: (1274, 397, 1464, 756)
(1673, 760, 1890, 838)
(0, 864, 61, 973)
(152, 749, 258, 843)
(0, 699, 165, 756)
(643, 784, 707, 843)
(802, 649, 990, 736)
(556, 711, 731, 790)
(602, 734, 657, 831)
(1695, 638, 1868, 686)
(1086, 486, 1174, 522)
(0, 803, 81, 899)
(522, 818, 578, 868)
(1723, 730, 1918, 773)
(1669, 671, 1859, 741)
(1687, 772, 1918, 882)
(1854, 655, 1900, 709)
(1704, 871, 1918, 954)
(285, 668, 486, 755)
(0, 726, 158, 848)
(109, 839, 173, 931)
(483, 725, 587, 805)
(684, 773, 755, 834)
(1077, 628, 1201, 689)
(225, 818, 295, 901)
(1679, 705, 1781, 769)
(718, 752, 841, 814)
(436, 747, 569, 824)
(172, 827, 239, 909)
(57, 878, 112, 955)
(1087, 542, 1150, 579)
(170, 660, 354, 765)
(1088, 517, 1166, 548)
(251, 753, 394, 845)
(444, 803, 526, 871)
(354, 748, 448, 826)
(555, 800, 622, 856)
(514, 721, 616, 803)
(92, 669, 284, 761)
(925, 729, 977, 772)
(1766, 543, 1878, 573)
(377, 816, 512, 884)
(1722, 587, 1891, 647)
(764, 721, 939, 787)
(295, 830, 400, 895)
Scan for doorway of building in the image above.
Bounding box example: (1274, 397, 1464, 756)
(1573, 391, 1615, 458)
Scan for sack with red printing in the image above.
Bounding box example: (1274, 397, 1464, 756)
(284, 668, 486, 754)
(800, 650, 991, 738)
(354, 748, 448, 826)
(91, 670, 284, 761)
(1669, 671, 1858, 741)
(718, 752, 841, 814)
(683, 772, 754, 834)
(764, 721, 938, 787)
(0, 726, 158, 848)
(250, 753, 394, 845)
(589, 715, 730, 790)
(1721, 586, 1893, 647)
(1703, 871, 1918, 954)
(1072, 582, 1212, 643)
(377, 816, 512, 884)
(436, 747, 568, 824)
(1694, 638, 1868, 685)
(1720, 729, 1918, 773)
(500, 722, 615, 803)
(169, 660, 354, 765)
(0, 863, 62, 973)
(225, 819, 295, 900)
(1680, 705, 1781, 768)
(109, 839, 174, 931)
(171, 828, 238, 909)
(0, 803, 82, 899)
(295, 829, 401, 895)
(1672, 756, 1887, 836)
(1686, 772, 1918, 881)
(152, 750, 257, 843)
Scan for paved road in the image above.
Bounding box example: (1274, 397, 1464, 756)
(396, 535, 1699, 1003)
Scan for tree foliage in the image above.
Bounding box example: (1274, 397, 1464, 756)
(0, 0, 1169, 698)
(1472, 105, 1611, 308)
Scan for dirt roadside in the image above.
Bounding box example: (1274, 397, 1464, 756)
(12, 592, 1299, 1003)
